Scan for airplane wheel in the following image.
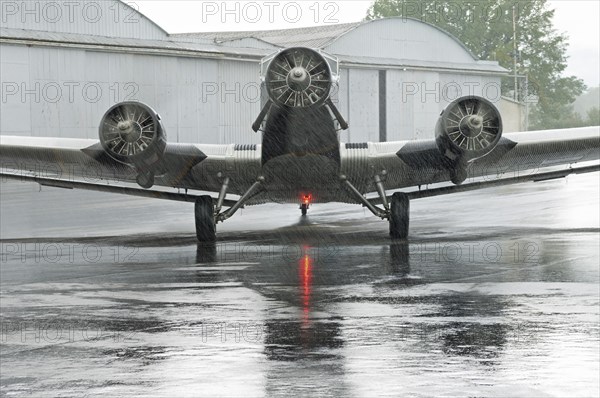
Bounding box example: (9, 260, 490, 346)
(389, 192, 410, 239)
(301, 204, 308, 216)
(195, 196, 216, 242)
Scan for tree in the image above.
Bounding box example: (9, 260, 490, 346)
(367, 0, 586, 130)
(584, 107, 600, 127)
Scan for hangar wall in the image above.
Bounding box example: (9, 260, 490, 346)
(0, 43, 263, 144)
(334, 68, 502, 143)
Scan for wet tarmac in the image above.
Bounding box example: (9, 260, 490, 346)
(1, 173, 599, 397)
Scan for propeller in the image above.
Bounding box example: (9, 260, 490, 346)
(265, 47, 333, 108)
(442, 98, 502, 152)
(99, 102, 159, 159)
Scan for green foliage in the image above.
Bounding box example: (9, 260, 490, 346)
(530, 104, 600, 129)
(585, 107, 600, 126)
(367, 0, 586, 129)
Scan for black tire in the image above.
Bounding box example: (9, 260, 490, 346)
(301, 204, 308, 216)
(389, 192, 410, 239)
(195, 196, 216, 242)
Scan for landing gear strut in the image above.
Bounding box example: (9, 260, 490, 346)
(300, 203, 308, 216)
(194, 176, 265, 242)
(341, 174, 411, 239)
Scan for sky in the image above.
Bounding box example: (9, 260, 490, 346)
(134, 1, 600, 87)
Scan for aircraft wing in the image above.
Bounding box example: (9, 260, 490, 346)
(0, 135, 262, 201)
(342, 126, 600, 195)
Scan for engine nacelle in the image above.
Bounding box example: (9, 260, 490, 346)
(264, 47, 336, 109)
(436, 96, 503, 163)
(435, 96, 502, 184)
(99, 102, 166, 187)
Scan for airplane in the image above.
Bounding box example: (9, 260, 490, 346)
(1, 47, 599, 242)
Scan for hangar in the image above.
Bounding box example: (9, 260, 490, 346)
(0, 0, 511, 145)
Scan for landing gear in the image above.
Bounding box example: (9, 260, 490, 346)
(300, 194, 311, 216)
(341, 174, 411, 240)
(193, 176, 264, 242)
(300, 203, 308, 216)
(389, 192, 410, 239)
(195, 196, 216, 242)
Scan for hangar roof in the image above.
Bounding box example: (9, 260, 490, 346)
(0, 27, 268, 59)
(172, 22, 359, 49)
(0, 0, 168, 40)
(172, 17, 478, 59)
(171, 18, 506, 73)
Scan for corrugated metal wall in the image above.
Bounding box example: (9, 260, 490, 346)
(217, 60, 262, 145)
(1, 43, 269, 144)
(332, 67, 502, 143)
(344, 69, 380, 143)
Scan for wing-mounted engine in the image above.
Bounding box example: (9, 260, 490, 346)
(435, 96, 503, 184)
(98, 101, 166, 188)
(252, 47, 348, 131)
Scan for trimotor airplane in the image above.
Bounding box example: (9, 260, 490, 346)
(1, 47, 599, 242)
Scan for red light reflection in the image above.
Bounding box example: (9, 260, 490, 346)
(299, 246, 313, 326)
